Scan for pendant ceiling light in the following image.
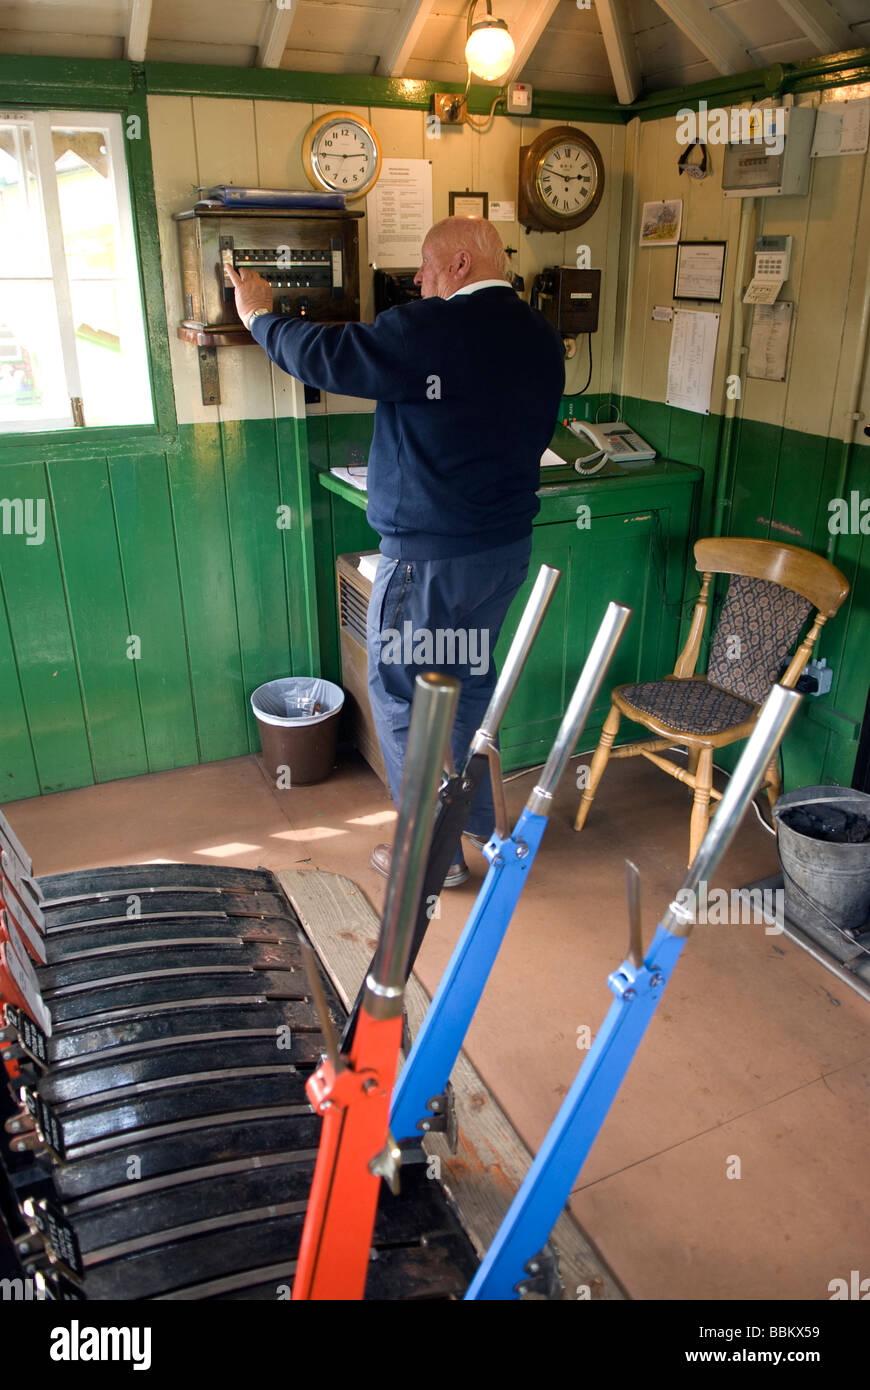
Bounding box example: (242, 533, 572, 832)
(465, 0, 515, 83)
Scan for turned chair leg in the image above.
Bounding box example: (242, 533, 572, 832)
(574, 703, 622, 833)
(688, 746, 714, 866)
(764, 754, 782, 815)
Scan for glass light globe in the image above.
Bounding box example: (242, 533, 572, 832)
(465, 19, 515, 82)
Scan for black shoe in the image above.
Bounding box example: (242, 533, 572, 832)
(370, 843, 470, 887)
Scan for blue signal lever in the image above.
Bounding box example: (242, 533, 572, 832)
(464, 682, 801, 1300)
(390, 602, 632, 1145)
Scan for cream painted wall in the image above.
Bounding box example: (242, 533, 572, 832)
(619, 95, 870, 447)
(147, 93, 625, 427)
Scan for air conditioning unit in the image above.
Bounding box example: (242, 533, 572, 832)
(336, 552, 389, 789)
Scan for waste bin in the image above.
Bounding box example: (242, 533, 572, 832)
(251, 677, 345, 786)
(773, 785, 870, 939)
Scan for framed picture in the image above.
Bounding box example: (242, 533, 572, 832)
(674, 240, 727, 302)
(449, 190, 489, 219)
(639, 199, 682, 247)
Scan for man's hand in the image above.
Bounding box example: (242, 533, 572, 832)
(226, 263, 274, 329)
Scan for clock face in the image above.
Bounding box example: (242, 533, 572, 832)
(307, 115, 380, 198)
(518, 125, 604, 232)
(536, 141, 600, 219)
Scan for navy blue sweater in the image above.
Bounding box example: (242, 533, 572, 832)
(251, 286, 564, 558)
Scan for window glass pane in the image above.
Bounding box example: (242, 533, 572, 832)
(69, 281, 153, 427)
(52, 124, 153, 428)
(0, 119, 49, 277)
(53, 131, 118, 277)
(0, 282, 72, 431)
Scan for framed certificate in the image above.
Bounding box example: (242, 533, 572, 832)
(449, 190, 488, 219)
(674, 240, 727, 302)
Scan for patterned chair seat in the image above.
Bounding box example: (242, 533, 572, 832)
(617, 678, 757, 736)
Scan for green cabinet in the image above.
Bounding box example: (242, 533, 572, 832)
(317, 456, 700, 773)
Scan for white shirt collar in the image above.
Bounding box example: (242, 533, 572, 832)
(447, 279, 512, 299)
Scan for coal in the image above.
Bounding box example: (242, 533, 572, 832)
(780, 805, 870, 844)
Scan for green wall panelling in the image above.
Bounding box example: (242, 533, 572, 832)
(0, 578, 39, 801)
(304, 417, 330, 473)
(109, 451, 199, 773)
(278, 415, 321, 681)
(0, 462, 94, 794)
(728, 417, 782, 538)
(770, 428, 828, 548)
(327, 413, 374, 471)
(222, 418, 294, 748)
(49, 456, 149, 783)
(167, 425, 249, 763)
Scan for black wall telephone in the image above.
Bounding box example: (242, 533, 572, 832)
(530, 266, 601, 336)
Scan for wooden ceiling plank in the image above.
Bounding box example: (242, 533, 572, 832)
(125, 0, 152, 62)
(375, 0, 436, 77)
(257, 0, 297, 69)
(502, 0, 563, 85)
(776, 0, 852, 55)
(652, 0, 750, 75)
(596, 0, 641, 104)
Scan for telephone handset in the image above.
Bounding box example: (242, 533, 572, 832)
(569, 419, 657, 471)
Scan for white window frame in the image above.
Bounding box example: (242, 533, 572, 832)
(0, 108, 153, 432)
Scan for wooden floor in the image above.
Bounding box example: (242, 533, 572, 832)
(6, 746, 870, 1300)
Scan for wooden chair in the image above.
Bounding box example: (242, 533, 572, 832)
(573, 538, 850, 865)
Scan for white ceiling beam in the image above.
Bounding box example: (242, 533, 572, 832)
(503, 0, 563, 86)
(256, 0, 297, 69)
(776, 0, 852, 55)
(652, 0, 750, 75)
(376, 0, 436, 77)
(125, 0, 152, 63)
(596, 0, 641, 105)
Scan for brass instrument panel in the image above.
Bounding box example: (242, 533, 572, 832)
(174, 206, 363, 404)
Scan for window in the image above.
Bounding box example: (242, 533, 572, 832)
(0, 110, 153, 433)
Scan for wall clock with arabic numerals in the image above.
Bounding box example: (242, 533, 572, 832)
(301, 111, 382, 200)
(518, 125, 605, 232)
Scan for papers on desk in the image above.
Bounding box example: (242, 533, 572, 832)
(540, 448, 567, 468)
(358, 553, 380, 584)
(330, 466, 368, 491)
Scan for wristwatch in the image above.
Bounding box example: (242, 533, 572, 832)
(245, 308, 271, 331)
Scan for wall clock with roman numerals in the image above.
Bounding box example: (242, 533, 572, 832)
(518, 125, 604, 232)
(301, 111, 382, 200)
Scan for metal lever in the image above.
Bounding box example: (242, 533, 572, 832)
(470, 565, 561, 754)
(464, 683, 803, 1301)
(625, 860, 643, 968)
(390, 602, 632, 1145)
(365, 673, 460, 1021)
(661, 685, 802, 939)
(527, 601, 632, 815)
(296, 932, 343, 1074)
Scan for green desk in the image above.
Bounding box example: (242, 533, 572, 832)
(314, 454, 701, 773)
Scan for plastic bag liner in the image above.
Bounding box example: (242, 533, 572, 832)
(250, 678, 344, 727)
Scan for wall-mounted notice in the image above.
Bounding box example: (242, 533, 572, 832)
(812, 98, 870, 157)
(667, 309, 720, 414)
(366, 159, 433, 268)
(747, 302, 794, 381)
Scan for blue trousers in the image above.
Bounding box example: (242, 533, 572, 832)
(366, 537, 531, 842)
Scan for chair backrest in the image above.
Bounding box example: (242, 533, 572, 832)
(694, 537, 849, 617)
(690, 538, 850, 704)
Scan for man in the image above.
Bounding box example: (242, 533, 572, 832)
(228, 217, 564, 883)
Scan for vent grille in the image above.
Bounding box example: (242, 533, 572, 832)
(339, 574, 368, 646)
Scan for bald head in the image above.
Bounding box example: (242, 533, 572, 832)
(414, 216, 509, 299)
